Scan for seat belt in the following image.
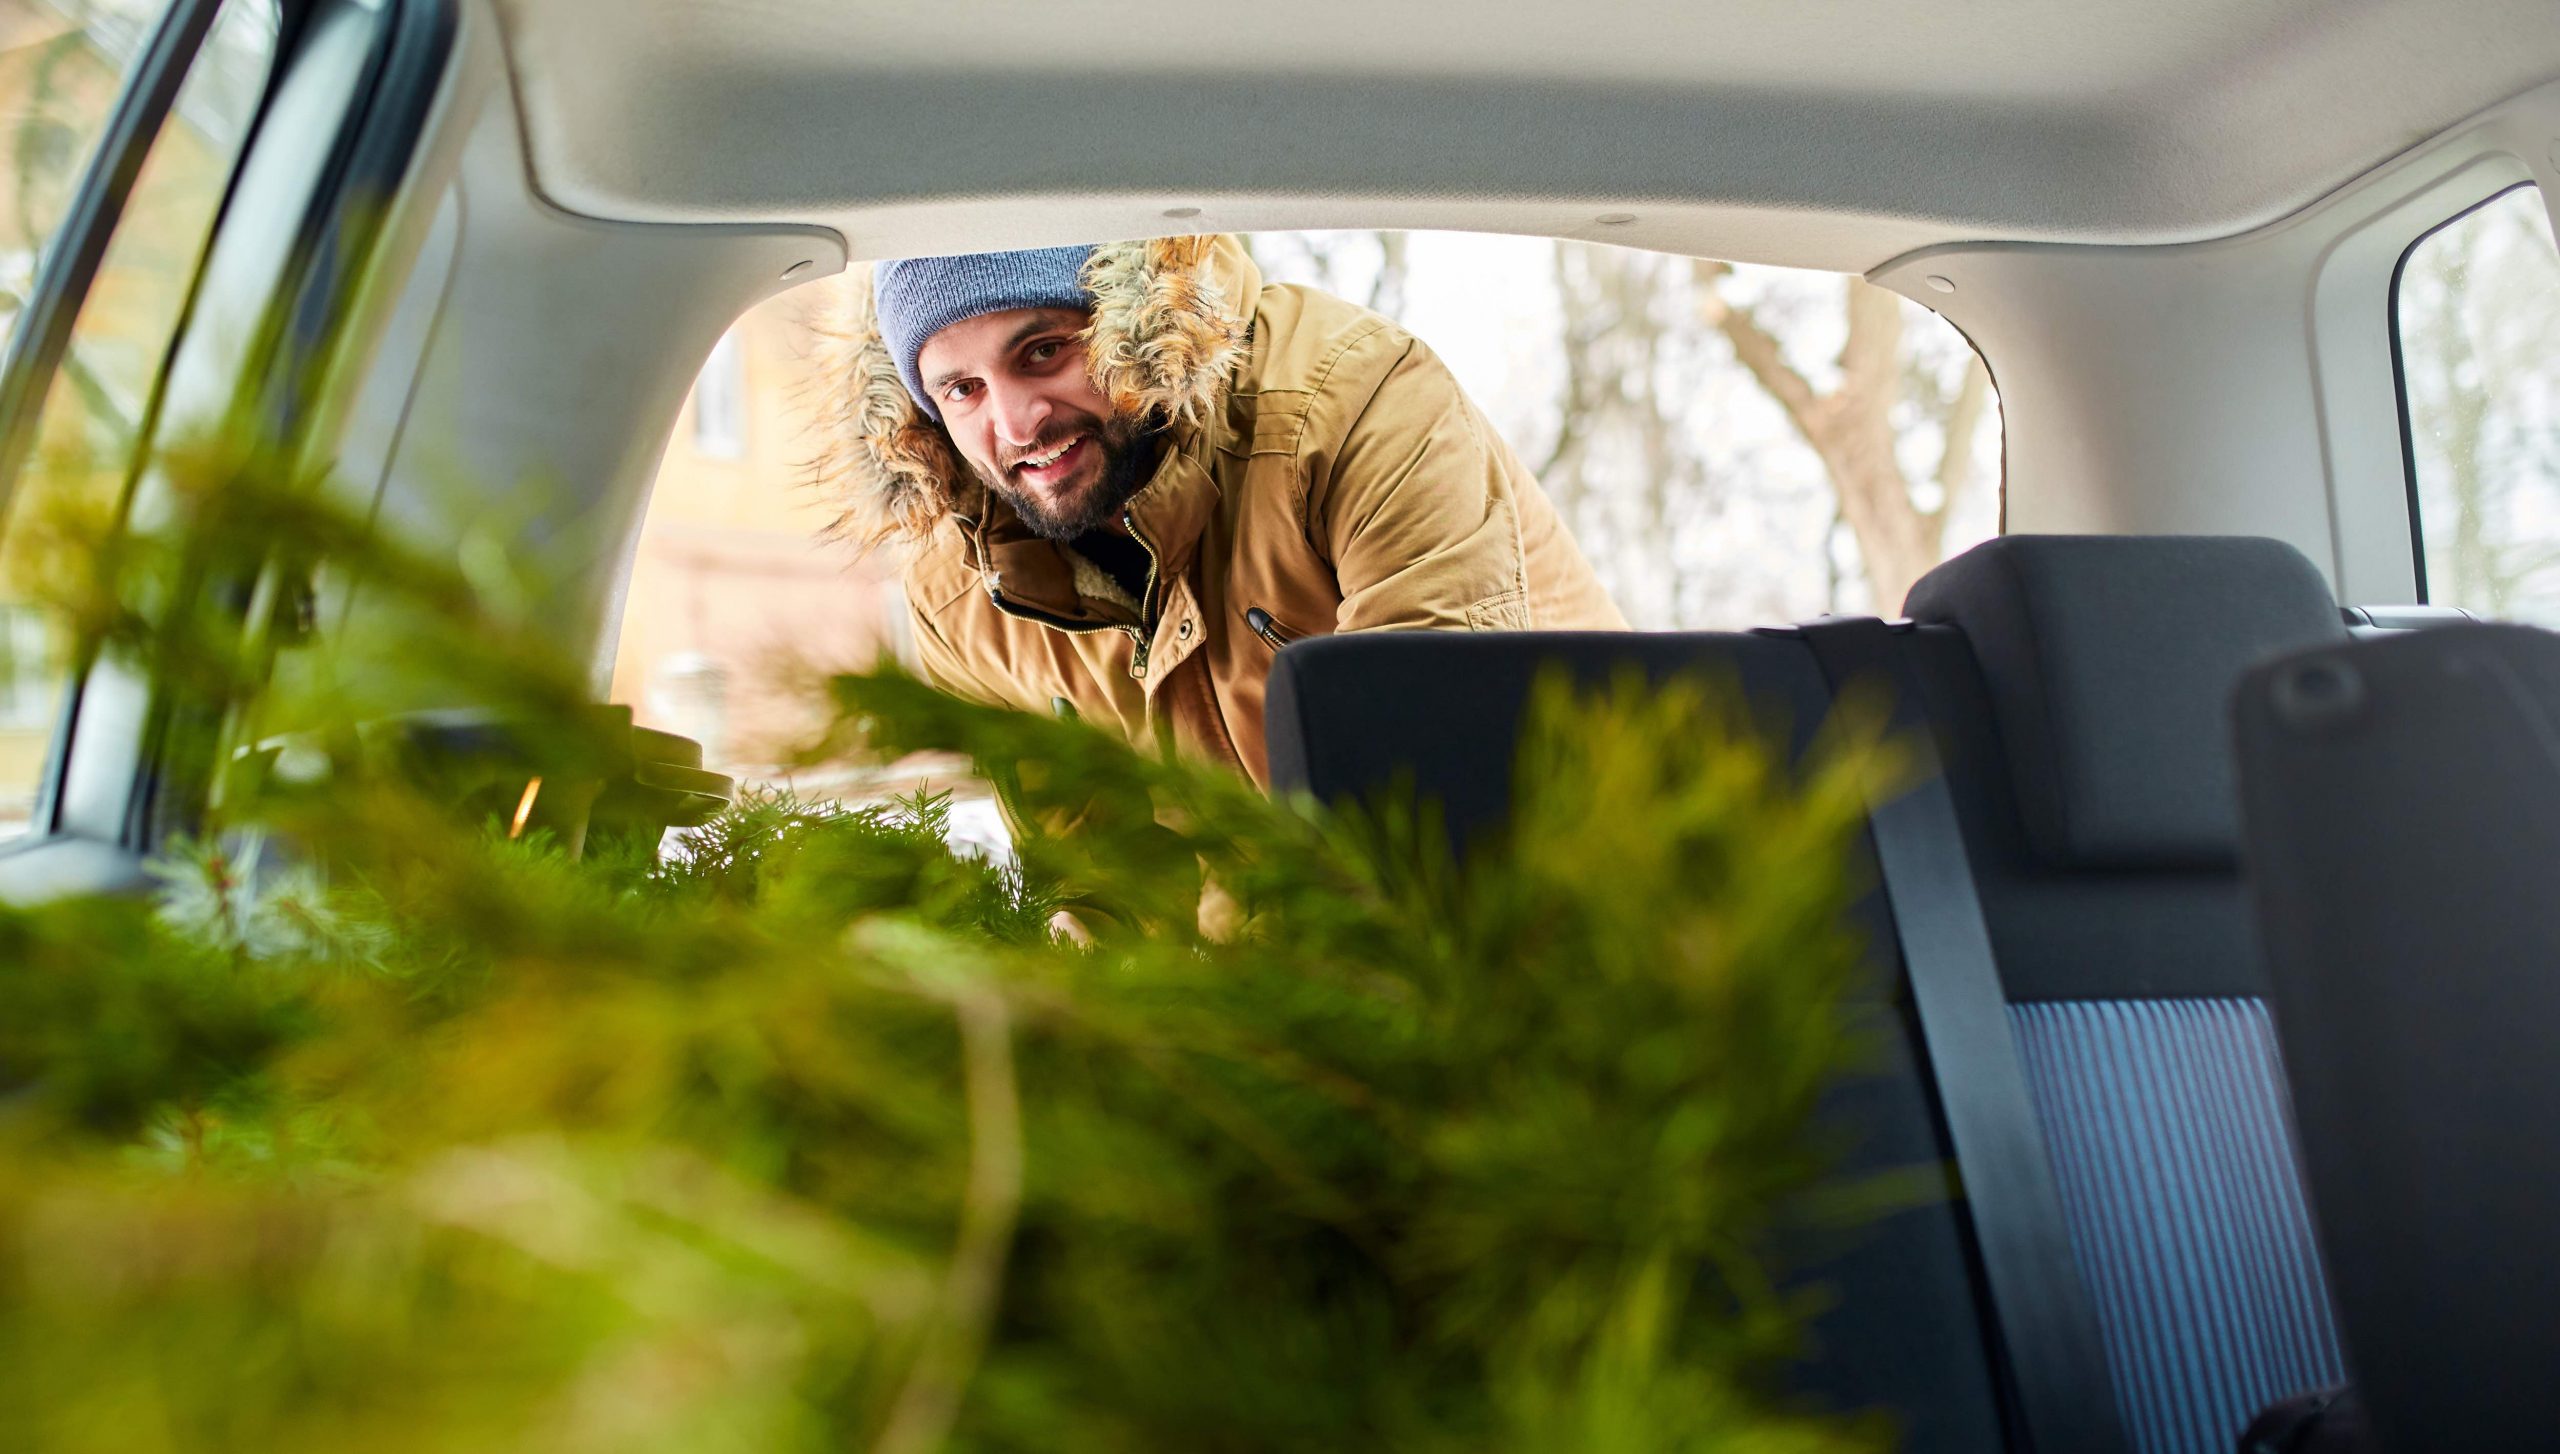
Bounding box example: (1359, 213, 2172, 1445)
(1791, 616, 2130, 1454)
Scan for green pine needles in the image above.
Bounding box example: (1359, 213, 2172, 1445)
(0, 450, 1911, 1452)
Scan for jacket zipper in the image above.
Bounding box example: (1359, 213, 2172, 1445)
(979, 516, 1164, 680)
(1122, 509, 1163, 680)
(1245, 606, 1303, 651)
(983, 584, 1115, 635)
(986, 582, 1152, 672)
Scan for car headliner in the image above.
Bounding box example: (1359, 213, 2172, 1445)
(492, 0, 2560, 272)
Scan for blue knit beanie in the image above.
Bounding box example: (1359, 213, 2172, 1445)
(874, 245, 1097, 420)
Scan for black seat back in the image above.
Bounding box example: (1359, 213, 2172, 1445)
(1267, 630, 2011, 1453)
(2234, 622, 2560, 1451)
(1268, 534, 2370, 1454)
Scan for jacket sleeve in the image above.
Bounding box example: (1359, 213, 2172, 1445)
(1302, 329, 1534, 634)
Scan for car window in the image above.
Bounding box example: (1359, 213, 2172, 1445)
(2397, 184, 2560, 622)
(0, 0, 278, 843)
(605, 231, 2001, 840)
(0, 0, 156, 355)
(1243, 234, 2002, 628)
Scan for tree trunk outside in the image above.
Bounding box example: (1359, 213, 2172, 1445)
(1694, 263, 1989, 613)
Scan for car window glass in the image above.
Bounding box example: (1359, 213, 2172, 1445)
(606, 232, 2001, 854)
(2398, 185, 2560, 622)
(0, 0, 277, 843)
(1, 0, 162, 352)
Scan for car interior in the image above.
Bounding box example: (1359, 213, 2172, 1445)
(5, 0, 2560, 1449)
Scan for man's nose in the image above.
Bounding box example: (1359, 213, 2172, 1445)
(991, 384, 1054, 451)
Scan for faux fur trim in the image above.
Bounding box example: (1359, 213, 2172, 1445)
(806, 265, 961, 550)
(808, 236, 1250, 552)
(1067, 550, 1140, 615)
(1079, 235, 1248, 431)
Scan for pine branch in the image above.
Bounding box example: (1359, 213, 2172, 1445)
(872, 980, 1023, 1454)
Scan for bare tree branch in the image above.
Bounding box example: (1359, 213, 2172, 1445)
(1693, 265, 1955, 610)
(1933, 354, 1992, 526)
(1837, 278, 1904, 405)
(1691, 260, 1821, 427)
(1366, 232, 1408, 319)
(1535, 242, 1593, 483)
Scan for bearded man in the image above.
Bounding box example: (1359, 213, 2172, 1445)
(819, 234, 1624, 786)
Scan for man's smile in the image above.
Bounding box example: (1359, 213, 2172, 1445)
(1011, 432, 1093, 489)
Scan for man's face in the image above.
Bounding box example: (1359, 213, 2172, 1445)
(918, 306, 1155, 541)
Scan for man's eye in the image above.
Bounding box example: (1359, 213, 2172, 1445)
(1027, 340, 1063, 363)
(943, 380, 979, 403)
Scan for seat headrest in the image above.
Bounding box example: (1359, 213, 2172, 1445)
(1905, 535, 2346, 869)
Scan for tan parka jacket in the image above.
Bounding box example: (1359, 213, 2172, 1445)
(816, 235, 1625, 786)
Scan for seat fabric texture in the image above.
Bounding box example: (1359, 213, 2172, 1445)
(2008, 997, 2345, 1454)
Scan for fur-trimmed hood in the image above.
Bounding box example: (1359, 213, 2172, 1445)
(809, 234, 1257, 551)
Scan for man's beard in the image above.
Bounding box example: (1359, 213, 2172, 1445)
(975, 412, 1165, 542)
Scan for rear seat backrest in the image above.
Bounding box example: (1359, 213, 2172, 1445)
(1265, 631, 2016, 1454)
(1902, 535, 2353, 1454)
(1264, 534, 2358, 1454)
(2235, 622, 2560, 1450)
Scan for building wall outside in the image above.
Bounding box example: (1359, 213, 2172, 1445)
(607, 284, 927, 797)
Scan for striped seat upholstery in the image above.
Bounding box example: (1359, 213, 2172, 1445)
(2010, 998, 2346, 1454)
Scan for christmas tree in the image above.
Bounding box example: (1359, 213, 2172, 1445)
(0, 443, 1905, 1452)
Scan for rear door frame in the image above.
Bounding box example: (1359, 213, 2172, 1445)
(0, 0, 458, 901)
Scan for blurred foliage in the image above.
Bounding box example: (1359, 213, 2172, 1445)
(0, 430, 1907, 1453)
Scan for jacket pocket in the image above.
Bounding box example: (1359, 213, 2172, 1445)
(1245, 606, 1305, 651)
(1464, 587, 1531, 631)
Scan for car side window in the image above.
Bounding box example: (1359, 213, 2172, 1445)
(2396, 184, 2560, 622)
(0, 0, 277, 844)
